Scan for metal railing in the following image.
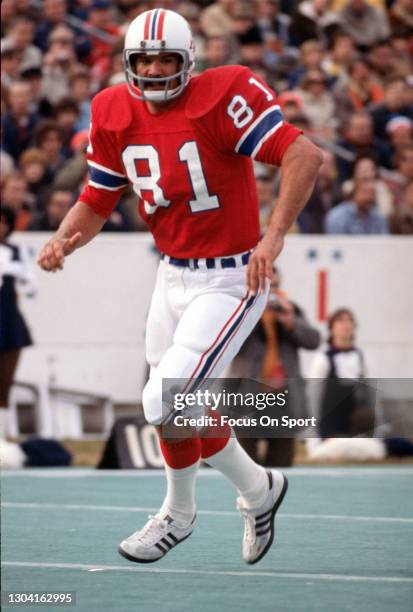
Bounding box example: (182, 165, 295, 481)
(10, 381, 114, 439)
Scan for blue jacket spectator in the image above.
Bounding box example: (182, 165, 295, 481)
(325, 179, 389, 234)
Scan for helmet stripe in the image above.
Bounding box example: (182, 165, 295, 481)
(143, 11, 151, 39)
(156, 9, 166, 40)
(151, 9, 159, 40)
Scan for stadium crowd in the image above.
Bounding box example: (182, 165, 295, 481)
(1, 0, 412, 235)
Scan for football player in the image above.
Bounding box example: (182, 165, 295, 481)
(38, 9, 322, 564)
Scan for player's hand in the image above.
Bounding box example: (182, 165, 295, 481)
(37, 232, 82, 272)
(247, 233, 284, 294)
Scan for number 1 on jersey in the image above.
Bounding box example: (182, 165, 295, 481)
(179, 141, 220, 213)
(248, 77, 274, 101)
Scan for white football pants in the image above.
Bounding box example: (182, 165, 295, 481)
(142, 260, 269, 425)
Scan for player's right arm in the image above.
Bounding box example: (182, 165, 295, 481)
(37, 201, 106, 272)
(38, 88, 129, 273)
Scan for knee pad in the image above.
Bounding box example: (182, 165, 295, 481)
(141, 375, 164, 426)
(142, 374, 185, 425)
(142, 373, 211, 427)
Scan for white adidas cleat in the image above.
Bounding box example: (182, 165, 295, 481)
(237, 470, 288, 565)
(118, 512, 195, 564)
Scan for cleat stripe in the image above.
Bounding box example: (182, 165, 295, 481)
(166, 533, 179, 544)
(255, 527, 272, 537)
(256, 509, 272, 521)
(155, 542, 167, 553)
(160, 537, 172, 549)
(255, 519, 271, 529)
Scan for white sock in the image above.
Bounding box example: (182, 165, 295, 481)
(160, 461, 199, 524)
(204, 437, 269, 508)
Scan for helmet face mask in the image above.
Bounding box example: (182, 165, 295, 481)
(124, 49, 190, 102)
(123, 9, 195, 102)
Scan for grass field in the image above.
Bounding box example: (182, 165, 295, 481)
(1, 466, 413, 612)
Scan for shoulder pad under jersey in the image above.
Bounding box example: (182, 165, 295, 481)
(186, 66, 251, 119)
(91, 84, 134, 132)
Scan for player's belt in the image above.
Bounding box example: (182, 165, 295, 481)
(160, 251, 251, 270)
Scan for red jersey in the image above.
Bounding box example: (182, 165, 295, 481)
(79, 66, 301, 258)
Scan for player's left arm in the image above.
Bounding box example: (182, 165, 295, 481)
(203, 67, 323, 293)
(247, 136, 322, 293)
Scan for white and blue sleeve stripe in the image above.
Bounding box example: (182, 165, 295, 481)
(87, 160, 128, 191)
(235, 105, 283, 159)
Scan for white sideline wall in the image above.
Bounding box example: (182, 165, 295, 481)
(12, 234, 413, 403)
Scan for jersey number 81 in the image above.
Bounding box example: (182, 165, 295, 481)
(122, 142, 220, 216)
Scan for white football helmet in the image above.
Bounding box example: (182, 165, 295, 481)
(124, 9, 195, 102)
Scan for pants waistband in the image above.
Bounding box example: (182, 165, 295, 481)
(160, 250, 252, 270)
